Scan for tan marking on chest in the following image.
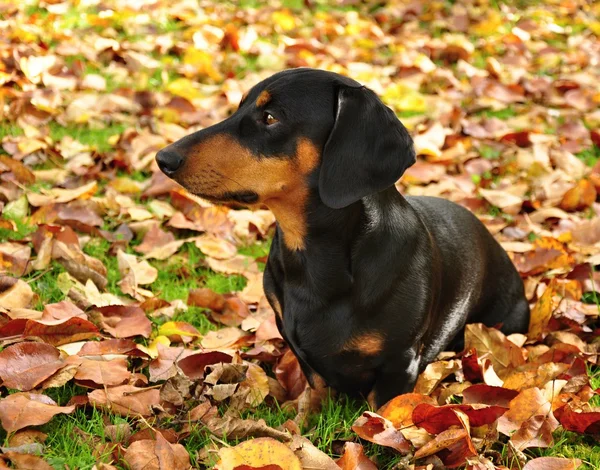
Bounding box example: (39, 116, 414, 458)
(267, 293, 283, 320)
(342, 332, 385, 355)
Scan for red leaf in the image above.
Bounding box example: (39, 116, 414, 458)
(0, 342, 63, 391)
(412, 403, 507, 434)
(462, 349, 483, 383)
(554, 403, 600, 434)
(23, 317, 99, 346)
(351, 412, 410, 454)
(177, 351, 233, 380)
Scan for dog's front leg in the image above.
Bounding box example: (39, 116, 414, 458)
(370, 346, 421, 409)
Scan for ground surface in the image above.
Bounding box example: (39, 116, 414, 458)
(0, 0, 599, 469)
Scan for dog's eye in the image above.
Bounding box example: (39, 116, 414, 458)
(263, 112, 278, 126)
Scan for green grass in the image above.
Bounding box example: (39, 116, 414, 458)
(525, 429, 600, 469)
(0, 217, 36, 242)
(49, 122, 125, 153)
(152, 306, 217, 334)
(22, 261, 67, 309)
(150, 243, 247, 302)
(480, 145, 503, 160)
(576, 146, 600, 168)
(41, 408, 120, 469)
(476, 107, 518, 120)
(0, 122, 24, 141)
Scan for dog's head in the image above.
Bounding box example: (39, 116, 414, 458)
(156, 68, 415, 248)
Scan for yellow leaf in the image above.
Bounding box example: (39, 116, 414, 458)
(382, 83, 427, 113)
(272, 10, 296, 32)
(167, 78, 202, 101)
(158, 321, 203, 339)
(182, 49, 222, 81)
(528, 279, 558, 341)
(216, 437, 302, 470)
(472, 10, 504, 36)
(138, 335, 170, 359)
(108, 177, 144, 194)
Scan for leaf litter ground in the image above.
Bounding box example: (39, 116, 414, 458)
(0, 0, 599, 469)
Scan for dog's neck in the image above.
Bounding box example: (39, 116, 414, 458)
(271, 185, 419, 299)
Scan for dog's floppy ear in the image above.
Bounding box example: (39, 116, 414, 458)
(319, 85, 416, 209)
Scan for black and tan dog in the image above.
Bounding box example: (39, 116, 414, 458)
(156, 68, 530, 407)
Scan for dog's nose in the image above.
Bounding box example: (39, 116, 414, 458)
(156, 149, 184, 175)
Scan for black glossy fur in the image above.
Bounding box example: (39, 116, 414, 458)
(156, 68, 530, 407)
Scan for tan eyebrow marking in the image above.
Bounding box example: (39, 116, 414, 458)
(256, 90, 271, 108)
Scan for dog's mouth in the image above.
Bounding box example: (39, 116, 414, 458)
(193, 190, 259, 205)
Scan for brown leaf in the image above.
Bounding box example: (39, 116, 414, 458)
(501, 362, 570, 391)
(123, 436, 191, 470)
(351, 412, 410, 454)
(0, 342, 64, 391)
(0, 393, 75, 433)
(2, 452, 53, 470)
(497, 388, 558, 439)
(23, 317, 100, 346)
(414, 359, 461, 395)
(0, 242, 31, 276)
(413, 427, 477, 468)
(216, 437, 301, 470)
(201, 412, 291, 442)
(275, 349, 307, 401)
(464, 324, 525, 377)
(194, 235, 237, 259)
(94, 305, 152, 338)
(559, 180, 597, 212)
(135, 224, 176, 255)
(510, 413, 556, 450)
(0, 155, 35, 184)
(42, 301, 87, 322)
(117, 250, 158, 300)
(335, 442, 377, 470)
(514, 238, 574, 276)
(188, 288, 226, 311)
(554, 402, 600, 434)
(528, 280, 558, 340)
(78, 338, 141, 357)
(201, 327, 248, 349)
(462, 384, 519, 407)
(74, 358, 131, 386)
(177, 351, 233, 380)
(88, 385, 160, 417)
(287, 435, 339, 470)
(0, 277, 34, 309)
(522, 457, 582, 470)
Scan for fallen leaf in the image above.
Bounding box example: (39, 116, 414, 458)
(522, 457, 582, 470)
(94, 305, 152, 338)
(0, 393, 75, 433)
(351, 412, 410, 454)
(74, 358, 131, 386)
(216, 437, 301, 470)
(0, 342, 64, 391)
(123, 434, 191, 470)
(335, 442, 377, 470)
(88, 385, 160, 417)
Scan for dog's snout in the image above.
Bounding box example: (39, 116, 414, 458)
(156, 149, 184, 175)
